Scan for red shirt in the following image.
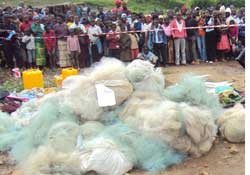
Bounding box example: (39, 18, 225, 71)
(20, 22, 31, 32)
(170, 19, 187, 39)
(106, 31, 120, 49)
(42, 30, 57, 52)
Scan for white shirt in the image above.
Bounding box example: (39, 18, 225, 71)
(88, 25, 102, 43)
(69, 23, 86, 33)
(206, 17, 214, 32)
(143, 22, 152, 31)
(226, 16, 236, 25)
(176, 21, 183, 32)
(22, 35, 35, 50)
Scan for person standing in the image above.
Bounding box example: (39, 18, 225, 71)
(185, 10, 199, 64)
(196, 11, 207, 62)
(119, 25, 131, 62)
(20, 15, 31, 32)
(42, 26, 57, 71)
(148, 17, 167, 67)
(67, 29, 81, 69)
(88, 19, 103, 63)
(171, 12, 187, 65)
(106, 23, 120, 58)
(22, 30, 35, 68)
(228, 20, 239, 59)
(205, 9, 217, 62)
(1, 15, 19, 69)
(129, 32, 139, 60)
(69, 16, 87, 33)
(53, 16, 71, 68)
(31, 16, 46, 68)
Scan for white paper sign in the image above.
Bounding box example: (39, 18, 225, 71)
(95, 84, 116, 107)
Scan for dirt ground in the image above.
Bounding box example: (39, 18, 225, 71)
(0, 61, 245, 175)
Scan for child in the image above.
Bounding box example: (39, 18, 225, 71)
(67, 29, 81, 69)
(216, 18, 230, 61)
(42, 25, 57, 71)
(119, 25, 131, 62)
(106, 23, 120, 58)
(22, 30, 35, 68)
(128, 32, 139, 59)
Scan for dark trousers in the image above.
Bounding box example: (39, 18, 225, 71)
(3, 45, 15, 68)
(91, 44, 102, 63)
(3, 45, 23, 68)
(153, 43, 167, 66)
(109, 49, 120, 59)
(205, 30, 217, 61)
(186, 36, 198, 63)
(70, 51, 80, 69)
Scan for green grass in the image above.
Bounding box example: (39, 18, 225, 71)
(1, 0, 187, 13)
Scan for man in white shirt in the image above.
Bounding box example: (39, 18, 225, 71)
(88, 18, 103, 63)
(69, 16, 86, 33)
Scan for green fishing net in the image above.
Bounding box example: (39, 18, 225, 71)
(164, 74, 223, 117)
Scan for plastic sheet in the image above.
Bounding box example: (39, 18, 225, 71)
(164, 74, 222, 117)
(217, 104, 245, 143)
(79, 137, 133, 175)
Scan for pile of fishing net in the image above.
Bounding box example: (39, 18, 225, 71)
(62, 57, 133, 122)
(217, 104, 245, 143)
(125, 59, 165, 93)
(20, 121, 185, 175)
(0, 58, 243, 175)
(163, 74, 222, 117)
(0, 94, 77, 162)
(119, 91, 217, 157)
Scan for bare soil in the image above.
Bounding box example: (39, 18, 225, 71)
(0, 61, 245, 175)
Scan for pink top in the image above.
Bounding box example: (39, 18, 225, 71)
(67, 35, 81, 53)
(228, 25, 239, 39)
(162, 24, 171, 37)
(170, 19, 187, 39)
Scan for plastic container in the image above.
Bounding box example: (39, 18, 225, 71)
(61, 68, 78, 80)
(22, 69, 44, 90)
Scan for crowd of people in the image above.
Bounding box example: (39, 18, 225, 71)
(0, 1, 245, 70)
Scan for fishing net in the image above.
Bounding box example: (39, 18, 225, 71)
(120, 92, 217, 157)
(217, 104, 245, 143)
(48, 121, 80, 153)
(1, 94, 77, 162)
(88, 57, 127, 81)
(125, 59, 165, 93)
(163, 74, 222, 118)
(0, 58, 225, 174)
(80, 121, 105, 139)
(63, 76, 102, 123)
(62, 58, 133, 122)
(0, 112, 17, 134)
(20, 146, 81, 175)
(94, 123, 185, 172)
